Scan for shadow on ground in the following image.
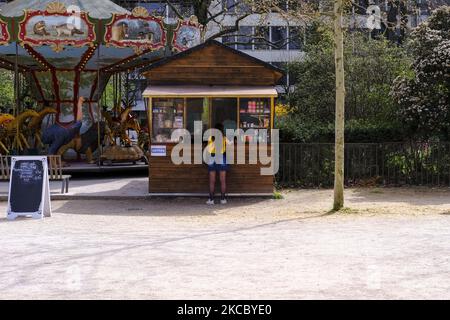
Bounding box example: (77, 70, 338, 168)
(52, 196, 274, 217)
(347, 187, 450, 206)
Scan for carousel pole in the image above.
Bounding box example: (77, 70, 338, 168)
(113, 73, 117, 117)
(125, 71, 129, 107)
(97, 44, 103, 167)
(14, 43, 18, 116)
(14, 42, 20, 154)
(119, 72, 122, 110)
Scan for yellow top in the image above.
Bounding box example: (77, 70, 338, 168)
(207, 137, 227, 154)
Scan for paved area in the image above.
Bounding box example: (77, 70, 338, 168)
(0, 177, 149, 199)
(1, 188, 450, 299)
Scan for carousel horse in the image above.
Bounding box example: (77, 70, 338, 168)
(57, 122, 106, 164)
(26, 107, 57, 148)
(138, 130, 149, 151)
(122, 117, 141, 145)
(101, 109, 116, 146)
(0, 110, 40, 152)
(102, 106, 141, 146)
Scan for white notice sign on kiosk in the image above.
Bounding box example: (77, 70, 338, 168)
(151, 145, 167, 157)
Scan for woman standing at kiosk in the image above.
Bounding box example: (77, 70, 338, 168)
(206, 123, 229, 205)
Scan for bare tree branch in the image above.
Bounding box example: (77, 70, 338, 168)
(206, 12, 251, 41)
(205, 0, 242, 24)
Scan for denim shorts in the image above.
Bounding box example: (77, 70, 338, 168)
(207, 153, 229, 172)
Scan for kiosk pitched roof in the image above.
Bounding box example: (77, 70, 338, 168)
(141, 40, 284, 86)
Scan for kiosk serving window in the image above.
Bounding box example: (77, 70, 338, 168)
(239, 98, 271, 129)
(145, 87, 278, 144)
(211, 98, 238, 131)
(152, 98, 185, 143)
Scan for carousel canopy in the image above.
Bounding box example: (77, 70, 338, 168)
(0, 0, 129, 19)
(0, 0, 203, 123)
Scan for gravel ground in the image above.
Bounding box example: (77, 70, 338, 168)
(1, 187, 450, 300)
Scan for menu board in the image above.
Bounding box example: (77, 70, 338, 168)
(7, 157, 51, 220)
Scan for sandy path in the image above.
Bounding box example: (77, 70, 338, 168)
(0, 188, 449, 299)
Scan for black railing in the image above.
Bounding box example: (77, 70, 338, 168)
(276, 142, 450, 187)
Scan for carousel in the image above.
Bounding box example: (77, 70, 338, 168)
(0, 0, 202, 171)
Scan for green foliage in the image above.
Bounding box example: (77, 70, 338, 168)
(391, 6, 450, 140)
(103, 79, 115, 109)
(289, 27, 411, 123)
(277, 116, 405, 143)
(0, 70, 14, 113)
(273, 191, 284, 200)
(280, 23, 412, 143)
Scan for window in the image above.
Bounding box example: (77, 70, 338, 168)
(211, 98, 238, 132)
(167, 2, 194, 22)
(143, 2, 166, 16)
(168, 3, 181, 21)
(222, 0, 251, 14)
(222, 33, 236, 49)
(254, 26, 270, 50)
(271, 26, 287, 50)
(289, 26, 304, 50)
(180, 3, 194, 17)
(236, 0, 252, 14)
(223, 0, 236, 13)
(152, 98, 184, 143)
(237, 26, 253, 50)
(186, 98, 209, 136)
(239, 98, 271, 129)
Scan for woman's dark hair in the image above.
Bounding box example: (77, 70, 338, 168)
(215, 123, 224, 134)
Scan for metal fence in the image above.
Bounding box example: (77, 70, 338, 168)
(276, 142, 450, 187)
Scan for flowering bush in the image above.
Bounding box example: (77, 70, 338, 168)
(275, 103, 290, 117)
(391, 6, 450, 140)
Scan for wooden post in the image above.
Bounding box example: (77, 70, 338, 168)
(333, 0, 345, 211)
(147, 97, 152, 145)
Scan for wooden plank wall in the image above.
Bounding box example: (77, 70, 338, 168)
(143, 44, 281, 86)
(149, 145, 274, 194)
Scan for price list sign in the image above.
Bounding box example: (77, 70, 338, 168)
(7, 157, 51, 220)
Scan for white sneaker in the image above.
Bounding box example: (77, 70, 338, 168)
(206, 199, 215, 205)
(220, 199, 227, 205)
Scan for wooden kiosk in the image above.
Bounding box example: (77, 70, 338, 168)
(142, 40, 283, 195)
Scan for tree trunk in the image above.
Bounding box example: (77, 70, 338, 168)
(193, 0, 211, 26)
(333, 0, 345, 211)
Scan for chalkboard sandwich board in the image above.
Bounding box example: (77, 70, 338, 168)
(7, 156, 51, 220)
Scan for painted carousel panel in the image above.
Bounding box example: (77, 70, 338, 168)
(0, 18, 10, 44)
(105, 10, 166, 53)
(19, 10, 96, 51)
(172, 19, 203, 52)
